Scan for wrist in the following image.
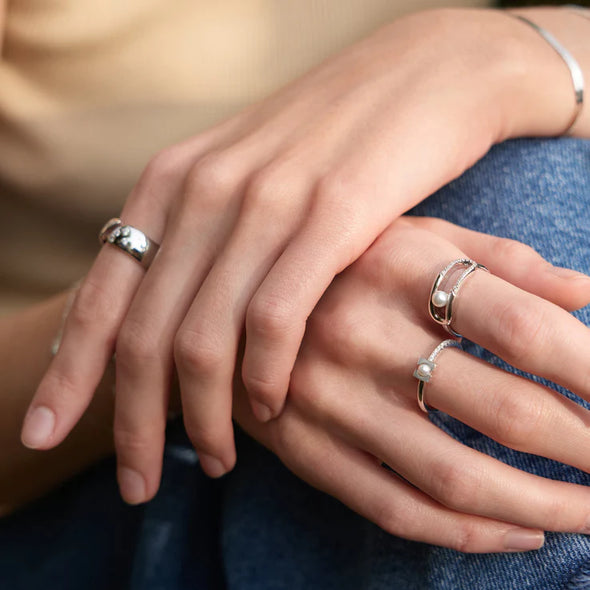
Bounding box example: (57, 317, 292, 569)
(495, 7, 588, 140)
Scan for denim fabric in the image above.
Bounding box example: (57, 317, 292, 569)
(0, 427, 225, 590)
(1, 137, 589, 590)
(222, 137, 590, 590)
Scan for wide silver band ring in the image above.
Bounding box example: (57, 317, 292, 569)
(428, 258, 488, 338)
(99, 218, 159, 269)
(414, 339, 462, 413)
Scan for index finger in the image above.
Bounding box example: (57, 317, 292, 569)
(20, 216, 161, 449)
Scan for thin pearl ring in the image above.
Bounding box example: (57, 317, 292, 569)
(414, 339, 462, 413)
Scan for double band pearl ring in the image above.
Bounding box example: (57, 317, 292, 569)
(428, 258, 488, 338)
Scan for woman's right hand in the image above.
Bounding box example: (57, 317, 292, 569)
(234, 216, 590, 553)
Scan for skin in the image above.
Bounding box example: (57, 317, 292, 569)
(13, 4, 590, 547)
(5, 216, 590, 553)
(235, 216, 590, 552)
(0, 293, 116, 515)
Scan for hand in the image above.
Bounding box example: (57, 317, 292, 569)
(22, 8, 579, 502)
(235, 217, 590, 553)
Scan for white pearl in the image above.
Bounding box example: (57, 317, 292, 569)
(417, 363, 432, 377)
(431, 290, 449, 308)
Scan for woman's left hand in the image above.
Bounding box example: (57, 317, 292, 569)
(233, 216, 590, 551)
(22, 8, 583, 503)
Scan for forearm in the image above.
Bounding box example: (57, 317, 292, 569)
(0, 294, 115, 515)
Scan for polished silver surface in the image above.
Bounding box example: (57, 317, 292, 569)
(515, 15, 584, 135)
(99, 217, 159, 269)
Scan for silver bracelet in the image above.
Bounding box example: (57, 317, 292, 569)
(565, 5, 590, 22)
(514, 15, 584, 135)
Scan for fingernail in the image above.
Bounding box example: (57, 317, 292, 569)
(21, 406, 56, 449)
(251, 400, 273, 422)
(504, 529, 545, 552)
(198, 454, 228, 478)
(117, 467, 147, 504)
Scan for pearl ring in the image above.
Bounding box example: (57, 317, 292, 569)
(414, 339, 462, 412)
(428, 258, 488, 338)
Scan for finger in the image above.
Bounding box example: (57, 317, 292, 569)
(421, 347, 590, 474)
(114, 138, 278, 495)
(243, 199, 377, 419)
(21, 219, 160, 450)
(331, 395, 590, 533)
(178, 170, 311, 470)
(272, 410, 545, 553)
(449, 270, 590, 405)
(406, 217, 590, 311)
(21, 132, 225, 451)
(114, 204, 238, 500)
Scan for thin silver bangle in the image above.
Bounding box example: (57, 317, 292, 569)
(565, 5, 590, 22)
(514, 15, 584, 135)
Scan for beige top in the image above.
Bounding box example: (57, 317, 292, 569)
(0, 0, 489, 314)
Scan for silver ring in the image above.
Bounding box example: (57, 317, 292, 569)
(428, 258, 488, 338)
(99, 217, 159, 269)
(414, 339, 462, 413)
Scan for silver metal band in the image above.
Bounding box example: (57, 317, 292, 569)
(414, 339, 462, 413)
(429, 259, 488, 338)
(515, 15, 584, 135)
(99, 217, 159, 269)
(565, 5, 590, 22)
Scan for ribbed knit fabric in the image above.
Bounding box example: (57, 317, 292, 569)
(0, 0, 489, 314)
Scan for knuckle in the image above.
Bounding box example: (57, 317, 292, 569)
(311, 303, 365, 364)
(132, 147, 186, 208)
(242, 370, 281, 405)
(246, 294, 292, 340)
(185, 151, 240, 203)
(539, 495, 569, 532)
(288, 359, 332, 420)
(492, 237, 540, 269)
(36, 371, 80, 411)
(489, 388, 545, 449)
(188, 422, 227, 456)
(429, 459, 481, 513)
(114, 424, 162, 458)
(371, 500, 408, 538)
(450, 523, 479, 554)
(141, 147, 185, 186)
(242, 165, 286, 215)
(491, 301, 547, 364)
(70, 279, 118, 341)
(116, 317, 161, 366)
(174, 327, 224, 375)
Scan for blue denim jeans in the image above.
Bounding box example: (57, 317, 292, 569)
(2, 137, 590, 590)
